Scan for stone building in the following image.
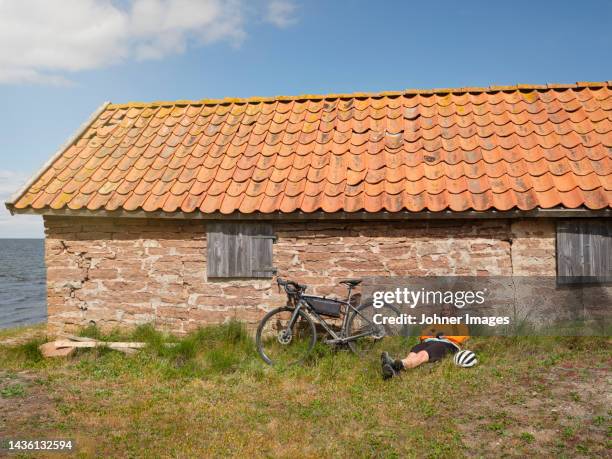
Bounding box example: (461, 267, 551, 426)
(5, 82, 611, 335)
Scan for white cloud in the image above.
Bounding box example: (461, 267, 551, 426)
(265, 0, 297, 28)
(0, 171, 43, 238)
(0, 0, 296, 85)
(129, 0, 245, 59)
(0, 170, 28, 201)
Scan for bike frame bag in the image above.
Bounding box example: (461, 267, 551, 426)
(303, 295, 343, 318)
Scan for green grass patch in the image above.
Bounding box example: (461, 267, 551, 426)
(0, 336, 46, 367)
(0, 327, 609, 457)
(0, 383, 26, 398)
(66, 321, 257, 380)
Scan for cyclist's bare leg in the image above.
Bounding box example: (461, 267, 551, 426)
(401, 351, 429, 369)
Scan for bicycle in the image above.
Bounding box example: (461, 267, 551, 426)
(256, 277, 403, 365)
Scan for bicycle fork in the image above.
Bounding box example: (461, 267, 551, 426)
(286, 303, 304, 331)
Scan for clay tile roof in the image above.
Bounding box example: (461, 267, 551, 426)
(6, 81, 612, 215)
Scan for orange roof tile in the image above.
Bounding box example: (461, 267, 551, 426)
(6, 82, 612, 215)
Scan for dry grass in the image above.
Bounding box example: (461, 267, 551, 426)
(0, 324, 610, 458)
(0, 323, 45, 345)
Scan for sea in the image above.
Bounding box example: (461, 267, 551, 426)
(0, 239, 47, 329)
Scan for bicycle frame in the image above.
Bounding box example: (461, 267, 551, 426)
(285, 287, 379, 345)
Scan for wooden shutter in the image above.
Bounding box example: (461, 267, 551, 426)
(207, 223, 276, 278)
(557, 220, 612, 284)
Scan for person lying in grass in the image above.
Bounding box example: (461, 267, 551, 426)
(381, 322, 469, 379)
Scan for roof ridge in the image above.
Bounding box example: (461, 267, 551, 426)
(107, 81, 612, 109)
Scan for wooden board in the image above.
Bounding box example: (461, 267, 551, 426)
(54, 341, 147, 349)
(207, 222, 276, 278)
(557, 220, 612, 284)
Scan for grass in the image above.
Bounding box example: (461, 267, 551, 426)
(0, 323, 45, 342)
(0, 383, 26, 398)
(74, 321, 255, 378)
(0, 324, 610, 458)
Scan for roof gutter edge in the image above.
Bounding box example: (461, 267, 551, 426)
(8, 207, 612, 220)
(4, 101, 111, 211)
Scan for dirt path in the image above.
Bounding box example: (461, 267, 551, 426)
(0, 370, 58, 439)
(457, 360, 611, 457)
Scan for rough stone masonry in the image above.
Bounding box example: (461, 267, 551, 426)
(44, 216, 555, 335)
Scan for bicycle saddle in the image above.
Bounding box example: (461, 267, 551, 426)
(340, 279, 362, 287)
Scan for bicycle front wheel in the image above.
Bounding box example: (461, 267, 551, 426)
(256, 307, 317, 366)
(345, 301, 403, 356)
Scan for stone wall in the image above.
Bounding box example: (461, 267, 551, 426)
(510, 220, 556, 276)
(43, 216, 557, 335)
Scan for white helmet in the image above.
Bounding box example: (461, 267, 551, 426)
(454, 350, 477, 368)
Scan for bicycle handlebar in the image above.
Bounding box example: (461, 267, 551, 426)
(276, 277, 306, 295)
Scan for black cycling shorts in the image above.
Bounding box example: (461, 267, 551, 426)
(410, 340, 457, 362)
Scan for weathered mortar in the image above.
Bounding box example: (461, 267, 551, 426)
(43, 216, 556, 335)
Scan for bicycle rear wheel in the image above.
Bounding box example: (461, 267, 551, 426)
(345, 301, 403, 356)
(256, 307, 317, 366)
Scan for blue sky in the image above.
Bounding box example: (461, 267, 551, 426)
(1, 0, 611, 237)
